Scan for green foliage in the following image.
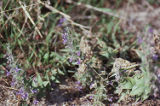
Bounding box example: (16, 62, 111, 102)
(115, 31, 154, 102)
(116, 70, 152, 102)
(0, 0, 158, 105)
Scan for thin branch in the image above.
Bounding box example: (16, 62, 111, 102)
(39, 0, 90, 31)
(19, 1, 43, 38)
(0, 2, 39, 14)
(0, 84, 18, 91)
(3, 13, 25, 37)
(66, 0, 125, 20)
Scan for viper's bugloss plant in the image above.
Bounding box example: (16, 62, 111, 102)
(5, 44, 39, 103)
(5, 44, 29, 100)
(61, 19, 81, 65)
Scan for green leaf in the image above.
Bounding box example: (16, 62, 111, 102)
(55, 79, 60, 83)
(144, 86, 151, 95)
(43, 81, 49, 87)
(36, 72, 43, 87)
(100, 52, 109, 58)
(51, 69, 57, 75)
(43, 53, 49, 60)
(142, 94, 149, 101)
(125, 77, 135, 85)
(51, 76, 56, 81)
(32, 80, 38, 87)
(118, 92, 126, 102)
(58, 68, 65, 75)
(122, 81, 132, 89)
(130, 86, 144, 96)
(98, 8, 113, 13)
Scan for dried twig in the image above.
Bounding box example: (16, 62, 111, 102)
(19, 1, 43, 38)
(65, 0, 125, 20)
(38, 0, 90, 31)
(0, 84, 18, 91)
(3, 13, 25, 37)
(0, 2, 39, 14)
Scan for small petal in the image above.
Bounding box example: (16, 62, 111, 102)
(75, 81, 81, 85)
(33, 99, 39, 104)
(69, 57, 73, 62)
(152, 54, 158, 61)
(77, 51, 80, 56)
(77, 59, 81, 65)
(11, 81, 15, 87)
(15, 67, 21, 72)
(31, 89, 38, 94)
(89, 96, 93, 99)
(148, 27, 153, 33)
(6, 71, 10, 76)
(137, 36, 143, 44)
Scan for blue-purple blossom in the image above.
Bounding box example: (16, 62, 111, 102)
(69, 57, 73, 62)
(137, 36, 143, 44)
(31, 89, 38, 94)
(16, 89, 23, 95)
(77, 59, 81, 65)
(89, 96, 93, 99)
(22, 93, 28, 99)
(16, 88, 28, 100)
(6, 71, 10, 76)
(75, 81, 83, 91)
(108, 97, 113, 102)
(152, 54, 158, 61)
(75, 81, 81, 85)
(62, 33, 68, 45)
(33, 99, 39, 105)
(108, 81, 113, 85)
(75, 86, 83, 91)
(148, 27, 153, 34)
(90, 83, 95, 89)
(11, 81, 15, 87)
(58, 17, 66, 26)
(77, 51, 80, 56)
(60, 18, 66, 23)
(14, 67, 21, 72)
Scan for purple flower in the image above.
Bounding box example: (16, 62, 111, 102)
(11, 81, 15, 87)
(63, 39, 67, 44)
(19, 88, 24, 94)
(77, 51, 80, 56)
(76, 86, 83, 91)
(148, 27, 153, 34)
(16, 88, 28, 100)
(75, 81, 83, 91)
(152, 54, 158, 61)
(90, 83, 95, 89)
(15, 67, 21, 72)
(31, 89, 38, 94)
(33, 99, 39, 105)
(75, 81, 81, 85)
(59, 18, 66, 23)
(22, 93, 28, 99)
(108, 97, 113, 102)
(16, 89, 23, 96)
(137, 36, 143, 44)
(108, 81, 113, 85)
(89, 96, 93, 99)
(69, 57, 73, 62)
(58, 17, 66, 26)
(77, 59, 81, 65)
(62, 33, 68, 44)
(6, 71, 10, 76)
